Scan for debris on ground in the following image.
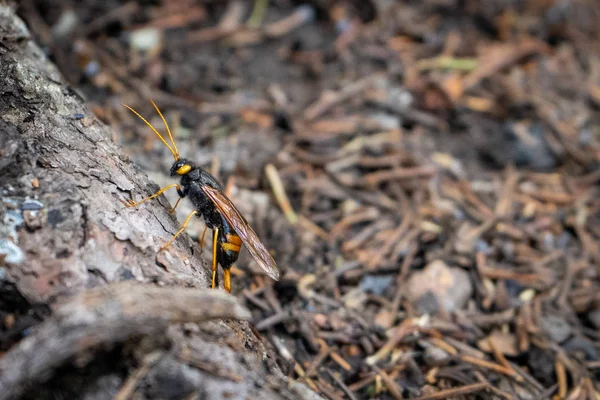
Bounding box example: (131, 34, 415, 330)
(10, 0, 600, 398)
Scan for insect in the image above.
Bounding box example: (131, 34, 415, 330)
(121, 100, 280, 293)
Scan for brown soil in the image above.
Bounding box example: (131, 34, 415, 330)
(7, 0, 600, 398)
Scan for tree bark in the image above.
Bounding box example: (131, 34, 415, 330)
(0, 6, 320, 400)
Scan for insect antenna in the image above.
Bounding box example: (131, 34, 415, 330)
(122, 102, 180, 161)
(150, 99, 179, 160)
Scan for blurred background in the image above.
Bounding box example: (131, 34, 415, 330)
(15, 0, 600, 398)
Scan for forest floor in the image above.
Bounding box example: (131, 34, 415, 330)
(14, 0, 600, 399)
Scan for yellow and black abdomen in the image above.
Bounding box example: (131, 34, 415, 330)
(214, 220, 241, 293)
(214, 220, 242, 270)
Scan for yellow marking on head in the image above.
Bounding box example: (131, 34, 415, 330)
(221, 242, 241, 252)
(176, 164, 192, 175)
(226, 234, 242, 246)
(122, 101, 180, 161)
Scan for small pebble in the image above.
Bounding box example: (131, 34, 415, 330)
(374, 309, 395, 329)
(423, 346, 450, 366)
(406, 260, 473, 314)
(129, 27, 162, 53)
(540, 315, 572, 344)
(359, 275, 393, 296)
(477, 330, 519, 356)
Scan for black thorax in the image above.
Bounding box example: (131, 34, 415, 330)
(179, 167, 241, 269)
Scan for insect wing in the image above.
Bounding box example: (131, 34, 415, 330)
(202, 186, 280, 281)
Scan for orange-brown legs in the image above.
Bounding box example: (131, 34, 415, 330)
(199, 226, 209, 250)
(223, 268, 231, 293)
(168, 197, 182, 214)
(158, 210, 197, 252)
(211, 227, 219, 289)
(122, 183, 181, 209)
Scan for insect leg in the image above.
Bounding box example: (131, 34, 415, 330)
(168, 197, 182, 214)
(168, 186, 187, 213)
(211, 227, 219, 290)
(122, 183, 181, 208)
(199, 226, 209, 250)
(158, 210, 198, 252)
(223, 268, 231, 293)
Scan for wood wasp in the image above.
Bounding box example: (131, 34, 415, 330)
(121, 101, 280, 292)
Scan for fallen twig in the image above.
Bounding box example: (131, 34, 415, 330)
(0, 282, 250, 400)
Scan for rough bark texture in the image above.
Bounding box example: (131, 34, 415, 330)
(0, 6, 320, 400)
